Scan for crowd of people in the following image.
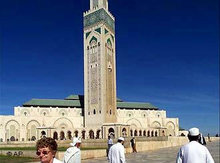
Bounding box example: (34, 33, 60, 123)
(36, 127, 215, 163)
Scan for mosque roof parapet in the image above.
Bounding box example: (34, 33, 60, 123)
(83, 7, 115, 21)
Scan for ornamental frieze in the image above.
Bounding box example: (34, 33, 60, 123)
(84, 8, 115, 32)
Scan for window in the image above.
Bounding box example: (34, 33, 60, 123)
(93, 109, 96, 114)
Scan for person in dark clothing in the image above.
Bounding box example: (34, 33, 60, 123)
(130, 137, 137, 153)
(198, 133, 206, 145)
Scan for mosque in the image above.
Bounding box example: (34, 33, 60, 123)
(0, 0, 180, 142)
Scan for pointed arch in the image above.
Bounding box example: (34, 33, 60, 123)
(151, 121, 161, 128)
(126, 118, 142, 128)
(53, 117, 74, 129)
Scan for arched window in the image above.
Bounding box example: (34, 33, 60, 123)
(155, 131, 158, 137)
(93, 109, 96, 114)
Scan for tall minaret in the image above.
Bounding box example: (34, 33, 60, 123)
(83, 0, 117, 128)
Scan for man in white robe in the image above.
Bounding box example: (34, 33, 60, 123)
(63, 137, 81, 163)
(108, 137, 126, 163)
(176, 127, 214, 163)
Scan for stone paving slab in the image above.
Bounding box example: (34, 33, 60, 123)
(82, 140, 219, 163)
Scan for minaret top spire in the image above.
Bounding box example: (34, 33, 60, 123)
(90, 0, 108, 11)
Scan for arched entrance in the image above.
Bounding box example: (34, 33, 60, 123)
(67, 131, 72, 140)
(139, 130, 142, 136)
(10, 136, 15, 141)
(53, 132, 58, 140)
(143, 130, 146, 136)
(74, 130, 79, 137)
(41, 131, 46, 137)
(96, 130, 101, 139)
(82, 131, 86, 139)
(122, 128, 127, 137)
(89, 130, 94, 139)
(108, 128, 115, 138)
(31, 136, 36, 141)
(60, 131, 65, 140)
(130, 130, 133, 137)
(151, 131, 154, 137)
(147, 130, 150, 137)
(134, 130, 137, 136)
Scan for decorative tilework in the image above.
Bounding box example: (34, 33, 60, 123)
(95, 28, 101, 34)
(90, 36, 97, 44)
(105, 28, 109, 34)
(107, 38, 112, 46)
(84, 9, 115, 31)
(86, 31, 91, 39)
(110, 34, 114, 42)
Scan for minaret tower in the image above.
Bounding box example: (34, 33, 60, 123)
(83, 0, 117, 128)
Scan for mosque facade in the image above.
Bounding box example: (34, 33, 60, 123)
(0, 0, 179, 142)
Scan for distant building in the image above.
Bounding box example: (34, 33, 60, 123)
(0, 0, 179, 142)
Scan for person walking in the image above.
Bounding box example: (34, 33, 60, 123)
(107, 136, 114, 156)
(36, 137, 62, 163)
(130, 137, 137, 153)
(63, 137, 81, 163)
(208, 133, 211, 142)
(108, 137, 126, 163)
(176, 127, 214, 163)
(199, 133, 206, 145)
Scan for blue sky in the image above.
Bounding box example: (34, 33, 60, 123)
(1, 0, 219, 135)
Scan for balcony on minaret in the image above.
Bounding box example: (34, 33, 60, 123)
(90, 0, 108, 11)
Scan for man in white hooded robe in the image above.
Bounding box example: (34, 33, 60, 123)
(176, 127, 214, 163)
(63, 137, 81, 163)
(108, 137, 126, 163)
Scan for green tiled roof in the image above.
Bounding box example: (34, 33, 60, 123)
(23, 99, 83, 108)
(22, 95, 158, 110)
(117, 98, 123, 102)
(65, 95, 81, 100)
(116, 102, 158, 110)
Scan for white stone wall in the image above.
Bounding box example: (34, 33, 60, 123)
(0, 106, 84, 142)
(117, 109, 179, 136)
(0, 106, 179, 142)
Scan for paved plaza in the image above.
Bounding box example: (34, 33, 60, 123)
(82, 140, 219, 163)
